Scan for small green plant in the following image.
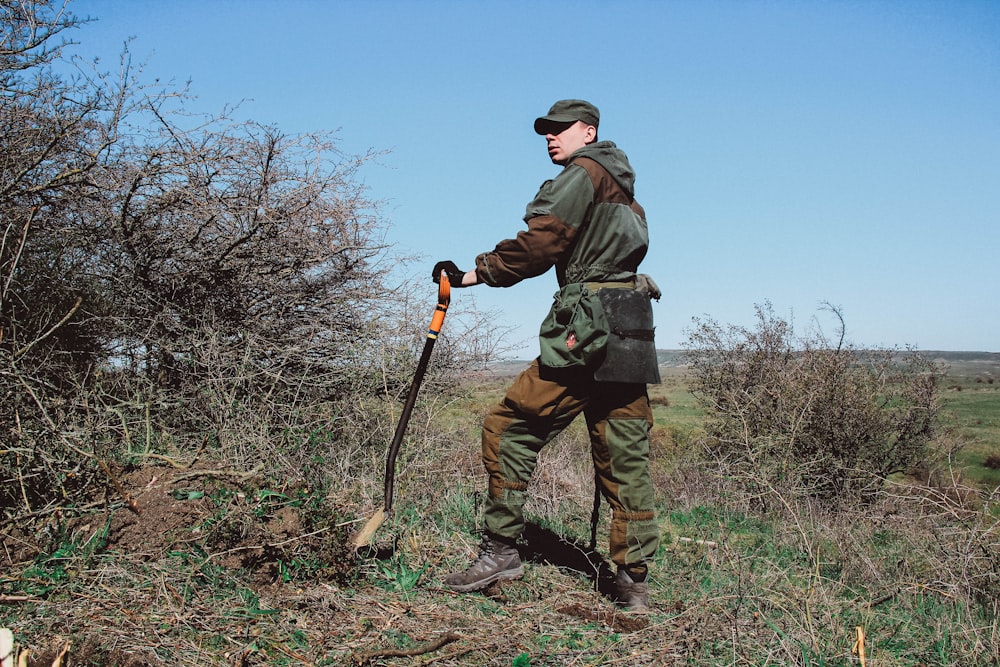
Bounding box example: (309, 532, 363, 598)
(170, 488, 205, 501)
(377, 555, 427, 592)
(383, 629, 413, 650)
(13, 520, 111, 596)
(230, 587, 278, 620)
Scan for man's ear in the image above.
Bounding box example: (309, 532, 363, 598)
(585, 124, 597, 143)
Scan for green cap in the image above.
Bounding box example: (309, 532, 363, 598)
(533, 99, 600, 135)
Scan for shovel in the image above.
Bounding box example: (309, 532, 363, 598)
(353, 271, 451, 549)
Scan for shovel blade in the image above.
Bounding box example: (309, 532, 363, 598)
(352, 507, 387, 550)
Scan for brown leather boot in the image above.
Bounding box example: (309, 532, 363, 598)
(615, 567, 650, 611)
(444, 537, 523, 593)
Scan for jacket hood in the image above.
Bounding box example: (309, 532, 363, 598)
(571, 141, 635, 197)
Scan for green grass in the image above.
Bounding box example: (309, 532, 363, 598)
(938, 379, 1000, 486)
(651, 503, 994, 667)
(651, 374, 706, 426)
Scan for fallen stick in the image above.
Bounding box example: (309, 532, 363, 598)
(51, 640, 71, 667)
(98, 459, 140, 515)
(678, 536, 719, 548)
(852, 627, 867, 667)
(354, 633, 459, 665)
(173, 466, 262, 483)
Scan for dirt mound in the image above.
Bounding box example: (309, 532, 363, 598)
(22, 462, 339, 566)
(105, 465, 219, 556)
(3, 461, 360, 665)
(99, 462, 354, 581)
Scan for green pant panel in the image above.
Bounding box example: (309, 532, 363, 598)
(480, 360, 659, 565)
(587, 392, 658, 566)
(605, 416, 656, 513)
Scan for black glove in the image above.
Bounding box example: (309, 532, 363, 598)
(432, 260, 468, 287)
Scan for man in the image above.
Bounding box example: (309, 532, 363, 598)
(434, 99, 661, 610)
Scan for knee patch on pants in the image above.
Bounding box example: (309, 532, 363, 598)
(610, 509, 659, 566)
(484, 487, 529, 540)
(488, 476, 528, 498)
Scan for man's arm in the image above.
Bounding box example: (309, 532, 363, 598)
(474, 214, 577, 287)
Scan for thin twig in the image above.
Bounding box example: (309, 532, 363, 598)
(98, 459, 140, 515)
(201, 527, 331, 564)
(173, 465, 262, 483)
(354, 633, 459, 665)
(13, 296, 82, 361)
(678, 536, 719, 548)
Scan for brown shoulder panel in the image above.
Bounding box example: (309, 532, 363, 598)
(571, 156, 632, 205)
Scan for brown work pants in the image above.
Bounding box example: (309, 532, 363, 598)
(481, 359, 659, 568)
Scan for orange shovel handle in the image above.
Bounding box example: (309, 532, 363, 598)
(428, 271, 450, 338)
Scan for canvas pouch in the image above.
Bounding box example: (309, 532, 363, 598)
(538, 282, 610, 368)
(592, 285, 661, 384)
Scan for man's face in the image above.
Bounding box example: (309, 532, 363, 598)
(544, 121, 596, 165)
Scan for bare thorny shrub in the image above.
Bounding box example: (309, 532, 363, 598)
(0, 1, 492, 532)
(684, 301, 940, 505)
(524, 424, 594, 528)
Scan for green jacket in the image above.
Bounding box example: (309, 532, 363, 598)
(474, 140, 648, 288)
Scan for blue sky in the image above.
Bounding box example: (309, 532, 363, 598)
(67, 0, 999, 354)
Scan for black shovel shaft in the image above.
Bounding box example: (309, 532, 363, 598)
(381, 277, 449, 514)
(382, 333, 437, 513)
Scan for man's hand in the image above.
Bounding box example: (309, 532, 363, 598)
(432, 260, 470, 287)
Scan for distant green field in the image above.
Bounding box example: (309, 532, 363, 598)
(936, 357, 1000, 486)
